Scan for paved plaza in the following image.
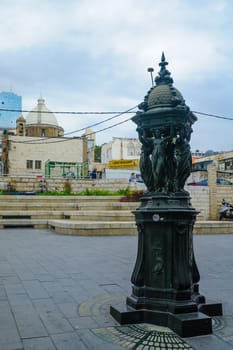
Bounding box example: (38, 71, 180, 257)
(0, 229, 233, 349)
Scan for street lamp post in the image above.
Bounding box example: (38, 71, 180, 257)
(147, 67, 154, 87)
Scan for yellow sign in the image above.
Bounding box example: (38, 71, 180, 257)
(108, 159, 139, 169)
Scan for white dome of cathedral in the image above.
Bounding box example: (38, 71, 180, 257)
(26, 98, 59, 126)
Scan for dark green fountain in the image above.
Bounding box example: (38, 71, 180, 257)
(110, 53, 222, 337)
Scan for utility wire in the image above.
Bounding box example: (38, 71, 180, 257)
(1, 106, 233, 120)
(10, 105, 138, 144)
(10, 116, 133, 145)
(0, 108, 136, 115)
(5, 107, 233, 146)
(64, 105, 137, 136)
(193, 111, 233, 121)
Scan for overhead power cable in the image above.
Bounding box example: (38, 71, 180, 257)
(64, 105, 137, 136)
(10, 116, 133, 145)
(0, 108, 136, 115)
(193, 111, 233, 121)
(5, 106, 233, 146)
(1, 106, 233, 121)
(10, 105, 138, 144)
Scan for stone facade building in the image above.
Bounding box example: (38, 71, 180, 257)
(2, 98, 88, 176)
(101, 137, 141, 165)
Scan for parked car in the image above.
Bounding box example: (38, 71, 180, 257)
(187, 178, 233, 186)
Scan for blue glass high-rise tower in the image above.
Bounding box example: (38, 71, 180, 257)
(0, 91, 22, 128)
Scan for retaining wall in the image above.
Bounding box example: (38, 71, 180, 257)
(1, 165, 233, 220)
(0, 176, 130, 193)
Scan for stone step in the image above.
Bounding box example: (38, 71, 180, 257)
(193, 221, 233, 234)
(48, 220, 233, 236)
(0, 211, 64, 219)
(0, 210, 135, 221)
(0, 218, 232, 235)
(0, 195, 123, 203)
(0, 203, 80, 210)
(63, 210, 135, 221)
(0, 219, 47, 229)
(48, 220, 137, 236)
(0, 202, 138, 211)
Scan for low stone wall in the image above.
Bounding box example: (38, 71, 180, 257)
(187, 186, 209, 221)
(0, 176, 130, 193)
(187, 165, 233, 220)
(2, 167, 233, 220)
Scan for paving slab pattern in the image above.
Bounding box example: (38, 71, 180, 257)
(0, 229, 233, 349)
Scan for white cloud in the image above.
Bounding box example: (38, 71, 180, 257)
(0, 0, 233, 148)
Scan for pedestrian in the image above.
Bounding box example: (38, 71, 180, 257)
(91, 168, 97, 179)
(129, 172, 136, 184)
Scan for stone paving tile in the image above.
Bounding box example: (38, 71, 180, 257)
(33, 299, 74, 334)
(57, 301, 79, 319)
(14, 272, 37, 281)
(186, 334, 233, 350)
(56, 277, 77, 287)
(0, 285, 7, 300)
(222, 302, 233, 315)
(99, 282, 129, 295)
(11, 304, 48, 339)
(22, 280, 50, 299)
(23, 337, 56, 350)
(0, 262, 15, 275)
(92, 314, 122, 328)
(65, 284, 93, 305)
(45, 271, 72, 279)
(1, 275, 21, 284)
(51, 291, 76, 304)
(78, 328, 126, 350)
(5, 293, 33, 307)
(4, 282, 27, 296)
(1, 229, 233, 349)
(36, 273, 56, 282)
(0, 300, 23, 350)
(3, 278, 49, 339)
(41, 281, 68, 296)
(68, 316, 99, 330)
(51, 332, 88, 350)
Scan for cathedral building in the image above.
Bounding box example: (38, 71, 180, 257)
(2, 98, 88, 176)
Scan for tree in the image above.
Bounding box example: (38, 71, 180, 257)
(94, 145, 102, 162)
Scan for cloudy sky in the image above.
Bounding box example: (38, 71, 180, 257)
(0, 0, 233, 152)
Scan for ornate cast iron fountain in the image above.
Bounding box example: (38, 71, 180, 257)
(110, 53, 222, 337)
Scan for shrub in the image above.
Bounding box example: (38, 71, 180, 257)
(22, 187, 132, 197)
(120, 190, 144, 202)
(79, 188, 130, 196)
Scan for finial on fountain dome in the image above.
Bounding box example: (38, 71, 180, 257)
(155, 52, 173, 85)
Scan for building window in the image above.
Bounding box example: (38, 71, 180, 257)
(35, 160, 41, 169)
(127, 143, 135, 156)
(26, 160, 33, 169)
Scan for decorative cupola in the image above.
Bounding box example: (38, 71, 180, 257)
(25, 97, 64, 137)
(133, 52, 197, 127)
(132, 52, 197, 193)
